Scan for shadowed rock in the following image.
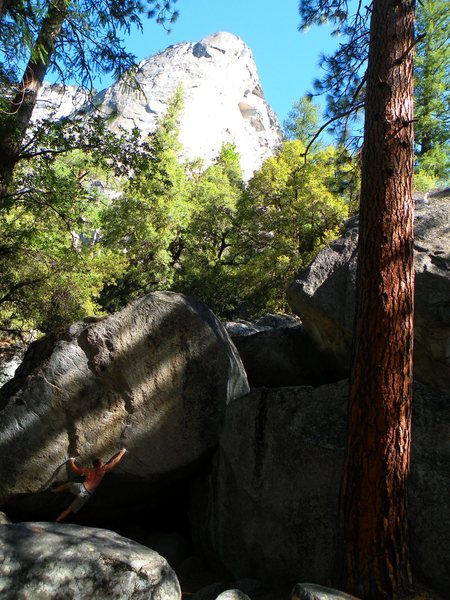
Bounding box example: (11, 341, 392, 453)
(291, 583, 360, 600)
(231, 325, 345, 388)
(189, 381, 450, 596)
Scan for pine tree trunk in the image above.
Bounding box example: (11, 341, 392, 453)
(340, 0, 415, 597)
(0, 0, 68, 202)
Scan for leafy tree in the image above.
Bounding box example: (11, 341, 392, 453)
(171, 139, 351, 320)
(172, 143, 244, 317)
(0, 144, 126, 337)
(0, 0, 180, 199)
(0, 104, 156, 339)
(299, 0, 416, 596)
(234, 140, 349, 316)
(99, 85, 190, 311)
(283, 95, 321, 143)
(414, 0, 450, 186)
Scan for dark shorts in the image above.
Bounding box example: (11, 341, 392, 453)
(68, 482, 92, 512)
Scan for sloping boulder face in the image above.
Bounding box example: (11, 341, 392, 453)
(189, 382, 450, 596)
(0, 292, 249, 507)
(0, 522, 181, 599)
(287, 192, 450, 395)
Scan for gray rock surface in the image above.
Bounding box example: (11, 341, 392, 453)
(34, 32, 281, 180)
(215, 591, 251, 600)
(189, 381, 450, 596)
(287, 191, 450, 395)
(0, 291, 249, 506)
(191, 582, 230, 600)
(0, 522, 181, 599)
(191, 580, 261, 600)
(32, 82, 89, 122)
(291, 583, 360, 600)
(224, 314, 301, 337)
(190, 383, 348, 586)
(0, 512, 11, 525)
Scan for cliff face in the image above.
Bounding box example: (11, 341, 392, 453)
(33, 83, 89, 122)
(34, 32, 282, 180)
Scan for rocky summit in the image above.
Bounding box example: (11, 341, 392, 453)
(33, 32, 282, 180)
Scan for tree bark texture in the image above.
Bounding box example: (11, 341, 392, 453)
(0, 0, 68, 201)
(341, 0, 415, 598)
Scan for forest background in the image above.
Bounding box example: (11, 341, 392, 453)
(0, 0, 448, 343)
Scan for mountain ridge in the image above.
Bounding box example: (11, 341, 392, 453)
(34, 32, 282, 180)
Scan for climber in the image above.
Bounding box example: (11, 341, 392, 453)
(53, 447, 127, 522)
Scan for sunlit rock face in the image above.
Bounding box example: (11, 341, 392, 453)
(0, 523, 181, 599)
(33, 32, 282, 180)
(33, 82, 89, 122)
(0, 292, 249, 506)
(94, 32, 281, 179)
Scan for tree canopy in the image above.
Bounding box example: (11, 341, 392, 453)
(300, 0, 449, 189)
(414, 0, 450, 187)
(0, 0, 180, 197)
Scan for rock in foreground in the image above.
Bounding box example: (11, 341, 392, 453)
(291, 583, 360, 600)
(0, 522, 181, 599)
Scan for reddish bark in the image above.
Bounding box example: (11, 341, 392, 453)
(340, 0, 415, 597)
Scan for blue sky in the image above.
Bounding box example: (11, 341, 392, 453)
(100, 0, 339, 128)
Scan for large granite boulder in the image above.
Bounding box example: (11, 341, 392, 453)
(287, 191, 450, 395)
(189, 381, 450, 597)
(0, 522, 181, 599)
(0, 292, 249, 507)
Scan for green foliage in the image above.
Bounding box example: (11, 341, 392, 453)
(172, 139, 352, 320)
(99, 85, 190, 311)
(0, 84, 354, 337)
(172, 143, 244, 317)
(415, 0, 450, 185)
(232, 140, 349, 316)
(0, 113, 152, 338)
(0, 147, 126, 335)
(283, 95, 321, 144)
(414, 144, 450, 191)
(299, 0, 450, 187)
(98, 103, 351, 321)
